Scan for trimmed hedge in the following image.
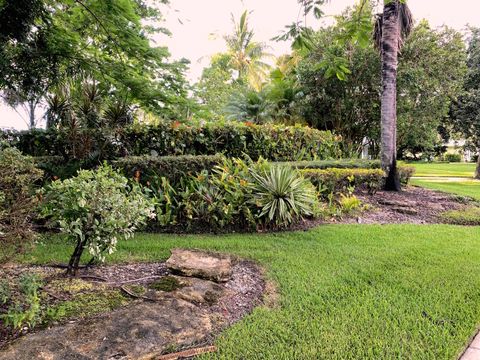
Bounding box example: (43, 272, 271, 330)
(112, 154, 225, 185)
(2, 122, 341, 162)
(283, 159, 381, 170)
(301, 168, 386, 195)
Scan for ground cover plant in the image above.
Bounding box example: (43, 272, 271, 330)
(13, 224, 480, 359)
(440, 207, 480, 225)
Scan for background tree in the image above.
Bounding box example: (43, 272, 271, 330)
(450, 28, 480, 179)
(0, 0, 191, 127)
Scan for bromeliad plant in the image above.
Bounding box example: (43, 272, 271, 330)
(41, 164, 155, 275)
(250, 165, 317, 226)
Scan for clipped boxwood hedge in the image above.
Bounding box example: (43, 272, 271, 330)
(112, 154, 225, 185)
(301, 168, 386, 195)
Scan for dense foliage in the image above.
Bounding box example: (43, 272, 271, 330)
(0, 0, 191, 126)
(296, 18, 466, 158)
(2, 122, 341, 161)
(0, 148, 43, 261)
(449, 28, 480, 178)
(41, 164, 155, 274)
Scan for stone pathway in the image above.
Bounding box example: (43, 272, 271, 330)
(460, 331, 480, 360)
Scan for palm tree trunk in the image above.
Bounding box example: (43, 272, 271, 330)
(380, 1, 401, 191)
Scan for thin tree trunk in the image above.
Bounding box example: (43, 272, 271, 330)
(380, 1, 401, 191)
(28, 100, 36, 129)
(475, 150, 480, 180)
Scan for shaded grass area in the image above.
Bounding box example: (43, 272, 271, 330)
(411, 179, 480, 200)
(409, 162, 476, 178)
(16, 225, 480, 359)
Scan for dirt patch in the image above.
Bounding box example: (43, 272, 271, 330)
(347, 186, 473, 224)
(0, 255, 266, 359)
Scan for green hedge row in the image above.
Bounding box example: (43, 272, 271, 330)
(302, 168, 386, 195)
(112, 154, 224, 185)
(1, 122, 341, 162)
(281, 159, 381, 170)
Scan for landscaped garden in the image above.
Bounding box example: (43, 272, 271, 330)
(1, 0, 480, 359)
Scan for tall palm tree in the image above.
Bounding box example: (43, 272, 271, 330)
(224, 11, 272, 91)
(374, 0, 413, 191)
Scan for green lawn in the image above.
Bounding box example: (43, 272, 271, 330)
(408, 162, 476, 178)
(20, 225, 480, 359)
(411, 179, 480, 200)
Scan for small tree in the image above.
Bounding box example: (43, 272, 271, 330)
(41, 164, 155, 275)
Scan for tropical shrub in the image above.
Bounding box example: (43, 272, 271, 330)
(301, 168, 385, 197)
(113, 154, 224, 185)
(41, 164, 155, 275)
(0, 148, 43, 261)
(250, 165, 317, 226)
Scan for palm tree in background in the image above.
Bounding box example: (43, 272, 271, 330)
(374, 0, 413, 191)
(224, 11, 272, 91)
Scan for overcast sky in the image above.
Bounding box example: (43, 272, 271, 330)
(2, 0, 480, 130)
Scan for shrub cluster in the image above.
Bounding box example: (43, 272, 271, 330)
(440, 207, 480, 225)
(2, 122, 341, 162)
(283, 159, 382, 170)
(0, 148, 43, 261)
(443, 153, 462, 163)
(146, 158, 318, 231)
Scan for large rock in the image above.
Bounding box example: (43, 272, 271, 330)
(0, 297, 212, 360)
(166, 249, 233, 283)
(173, 276, 227, 305)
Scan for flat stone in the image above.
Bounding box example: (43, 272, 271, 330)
(392, 207, 418, 215)
(172, 276, 226, 305)
(166, 249, 233, 283)
(460, 347, 480, 360)
(0, 298, 212, 360)
(471, 332, 480, 349)
(378, 199, 415, 207)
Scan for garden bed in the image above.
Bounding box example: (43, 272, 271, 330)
(0, 251, 266, 359)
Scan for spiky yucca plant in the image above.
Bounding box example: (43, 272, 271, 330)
(251, 165, 317, 226)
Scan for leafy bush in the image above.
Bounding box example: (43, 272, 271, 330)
(113, 154, 224, 185)
(251, 165, 317, 226)
(398, 165, 416, 185)
(301, 168, 385, 196)
(3, 121, 341, 162)
(444, 153, 462, 163)
(0, 148, 43, 261)
(41, 164, 155, 275)
(440, 207, 480, 225)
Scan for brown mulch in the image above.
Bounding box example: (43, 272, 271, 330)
(352, 186, 470, 224)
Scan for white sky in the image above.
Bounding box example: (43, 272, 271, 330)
(2, 0, 480, 130)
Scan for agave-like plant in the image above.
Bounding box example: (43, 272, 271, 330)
(250, 165, 317, 226)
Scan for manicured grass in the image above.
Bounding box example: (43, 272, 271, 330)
(19, 225, 480, 359)
(409, 162, 476, 178)
(411, 179, 480, 200)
